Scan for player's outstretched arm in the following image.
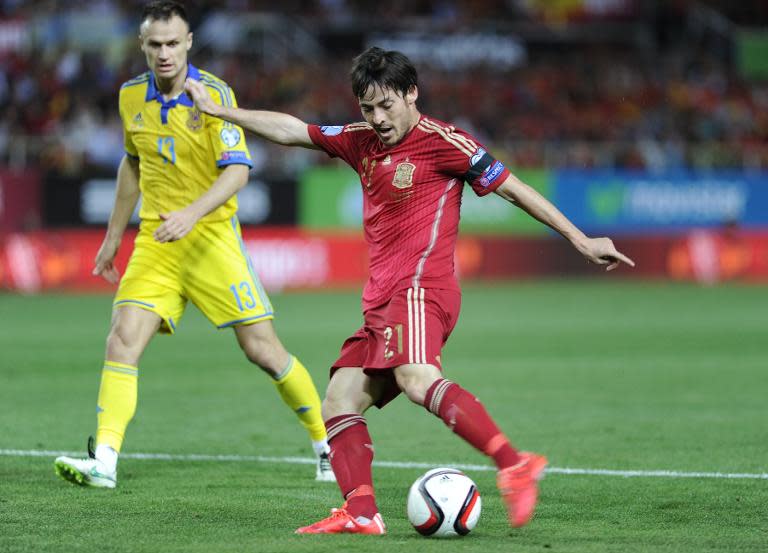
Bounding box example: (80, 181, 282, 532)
(495, 174, 635, 271)
(94, 155, 141, 283)
(184, 78, 316, 148)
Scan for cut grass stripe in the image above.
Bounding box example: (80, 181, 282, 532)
(2, 448, 766, 480)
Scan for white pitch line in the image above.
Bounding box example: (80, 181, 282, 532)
(2, 449, 766, 480)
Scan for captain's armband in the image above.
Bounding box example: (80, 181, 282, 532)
(463, 148, 495, 183)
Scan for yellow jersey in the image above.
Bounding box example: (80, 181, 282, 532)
(119, 64, 252, 222)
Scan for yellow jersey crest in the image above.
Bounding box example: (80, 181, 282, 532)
(186, 108, 203, 131)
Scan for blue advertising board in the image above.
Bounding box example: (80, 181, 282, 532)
(553, 170, 768, 234)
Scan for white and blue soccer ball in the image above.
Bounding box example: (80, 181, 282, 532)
(406, 467, 482, 538)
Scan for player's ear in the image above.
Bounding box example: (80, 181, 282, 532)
(187, 32, 193, 51)
(138, 21, 147, 52)
(407, 85, 418, 105)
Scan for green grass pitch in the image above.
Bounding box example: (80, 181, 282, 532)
(1, 281, 766, 552)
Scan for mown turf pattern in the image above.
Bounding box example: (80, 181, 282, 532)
(1, 281, 766, 552)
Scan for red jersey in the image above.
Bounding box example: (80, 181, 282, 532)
(308, 115, 510, 310)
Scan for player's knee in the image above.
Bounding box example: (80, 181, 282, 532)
(106, 322, 141, 359)
(237, 323, 287, 374)
(241, 338, 282, 373)
(322, 388, 364, 418)
(242, 343, 272, 370)
(321, 397, 338, 420)
(401, 382, 429, 405)
(396, 367, 440, 405)
(322, 397, 361, 419)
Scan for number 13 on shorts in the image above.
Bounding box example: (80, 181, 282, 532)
(229, 281, 257, 311)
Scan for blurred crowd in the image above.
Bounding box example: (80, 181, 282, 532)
(1, 0, 767, 175)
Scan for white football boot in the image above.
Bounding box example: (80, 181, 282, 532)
(54, 438, 117, 489)
(315, 447, 336, 482)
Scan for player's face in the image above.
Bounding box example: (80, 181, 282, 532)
(359, 85, 419, 147)
(139, 15, 192, 83)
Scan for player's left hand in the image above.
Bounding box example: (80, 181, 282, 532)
(154, 210, 198, 243)
(578, 237, 635, 271)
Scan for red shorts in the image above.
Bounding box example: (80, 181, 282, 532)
(331, 286, 461, 408)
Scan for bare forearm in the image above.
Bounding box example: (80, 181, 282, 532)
(184, 78, 314, 147)
(496, 175, 588, 250)
(495, 174, 635, 269)
(211, 105, 313, 147)
(185, 164, 249, 220)
(105, 156, 141, 242)
(153, 165, 249, 243)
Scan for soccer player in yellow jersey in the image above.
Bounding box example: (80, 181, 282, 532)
(54, 0, 334, 488)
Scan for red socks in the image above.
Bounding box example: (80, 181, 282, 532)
(323, 379, 519, 520)
(424, 378, 521, 469)
(325, 414, 379, 519)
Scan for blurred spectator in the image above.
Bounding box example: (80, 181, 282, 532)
(1, 0, 767, 174)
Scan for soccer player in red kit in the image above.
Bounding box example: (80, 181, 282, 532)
(185, 47, 634, 535)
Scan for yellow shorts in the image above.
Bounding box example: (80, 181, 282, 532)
(114, 217, 273, 333)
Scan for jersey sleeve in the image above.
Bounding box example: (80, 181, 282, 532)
(436, 126, 510, 197)
(118, 88, 139, 160)
(307, 123, 366, 169)
(203, 83, 253, 169)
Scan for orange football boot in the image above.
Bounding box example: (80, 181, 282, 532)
(295, 503, 386, 535)
(496, 451, 548, 527)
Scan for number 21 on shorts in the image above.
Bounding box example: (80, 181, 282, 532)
(383, 324, 403, 360)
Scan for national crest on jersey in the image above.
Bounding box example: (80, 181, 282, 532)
(392, 161, 416, 189)
(118, 64, 253, 222)
(186, 108, 203, 131)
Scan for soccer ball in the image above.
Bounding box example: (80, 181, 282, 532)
(406, 467, 482, 537)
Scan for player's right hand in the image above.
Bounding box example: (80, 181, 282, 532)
(93, 239, 121, 284)
(184, 78, 219, 116)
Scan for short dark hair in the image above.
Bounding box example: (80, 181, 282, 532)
(141, 1, 189, 26)
(350, 47, 418, 100)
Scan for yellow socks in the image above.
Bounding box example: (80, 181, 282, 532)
(95, 361, 138, 453)
(272, 356, 327, 443)
(93, 357, 324, 456)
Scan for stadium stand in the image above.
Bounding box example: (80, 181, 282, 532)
(0, 0, 767, 175)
